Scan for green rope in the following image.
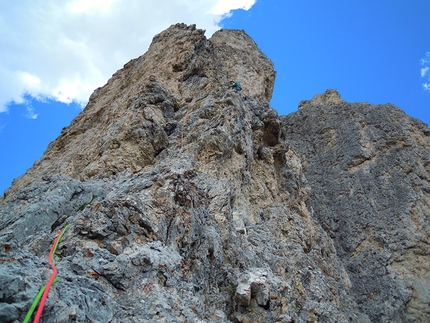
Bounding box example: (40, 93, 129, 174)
(23, 224, 69, 323)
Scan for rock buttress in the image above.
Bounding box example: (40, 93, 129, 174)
(2, 23, 276, 202)
(282, 89, 430, 322)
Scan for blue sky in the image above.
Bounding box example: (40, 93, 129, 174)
(1, 0, 429, 194)
(221, 1, 430, 125)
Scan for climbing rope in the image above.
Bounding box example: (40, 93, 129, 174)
(24, 224, 69, 323)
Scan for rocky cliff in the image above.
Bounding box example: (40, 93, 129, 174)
(1, 23, 429, 323)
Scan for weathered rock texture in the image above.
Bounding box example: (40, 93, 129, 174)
(282, 91, 430, 322)
(1, 23, 429, 323)
(2, 23, 275, 197)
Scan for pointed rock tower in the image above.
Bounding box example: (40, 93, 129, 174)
(2, 23, 275, 196)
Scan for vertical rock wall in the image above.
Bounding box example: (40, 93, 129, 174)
(283, 89, 430, 322)
(2, 23, 276, 202)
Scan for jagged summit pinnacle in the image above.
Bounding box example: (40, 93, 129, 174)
(3, 23, 276, 201)
(298, 89, 345, 109)
(92, 23, 275, 104)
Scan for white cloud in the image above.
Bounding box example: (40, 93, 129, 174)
(420, 51, 430, 65)
(24, 102, 38, 120)
(67, 0, 117, 13)
(211, 0, 256, 15)
(0, 0, 256, 112)
(19, 72, 41, 90)
(421, 52, 430, 92)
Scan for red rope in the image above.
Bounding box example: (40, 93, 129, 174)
(33, 230, 63, 323)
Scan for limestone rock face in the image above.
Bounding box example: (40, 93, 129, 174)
(298, 89, 345, 109)
(1, 24, 429, 323)
(283, 91, 430, 322)
(3, 23, 275, 199)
